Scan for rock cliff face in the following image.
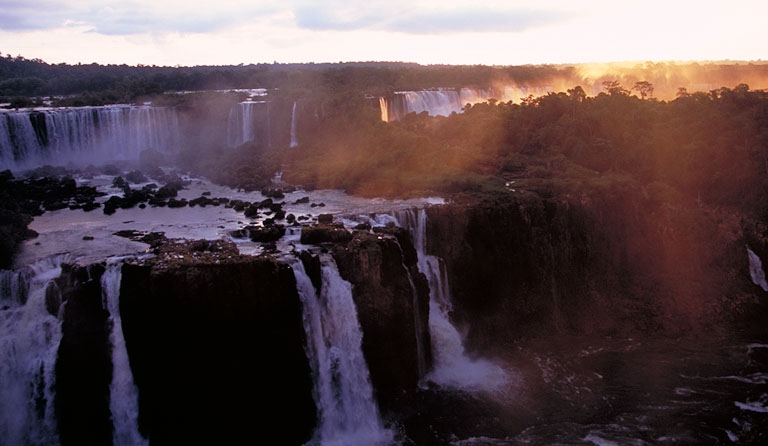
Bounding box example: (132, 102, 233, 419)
(119, 252, 316, 445)
(332, 230, 431, 412)
(54, 263, 112, 446)
(426, 192, 762, 352)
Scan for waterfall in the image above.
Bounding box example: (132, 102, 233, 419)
(747, 247, 768, 292)
(290, 101, 299, 148)
(101, 262, 146, 446)
(393, 209, 507, 392)
(381, 88, 504, 121)
(227, 102, 257, 148)
(292, 258, 391, 446)
(0, 256, 68, 446)
(378, 97, 389, 123)
(402, 263, 428, 379)
(0, 106, 180, 171)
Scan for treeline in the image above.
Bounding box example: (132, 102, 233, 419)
(279, 83, 768, 220)
(3, 52, 768, 107)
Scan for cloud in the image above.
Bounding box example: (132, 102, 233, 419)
(292, 1, 564, 34)
(0, 0, 279, 35)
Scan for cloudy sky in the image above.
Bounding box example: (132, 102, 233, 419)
(0, 0, 765, 66)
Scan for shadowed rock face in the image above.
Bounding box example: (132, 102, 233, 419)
(54, 263, 112, 446)
(332, 230, 431, 413)
(425, 193, 762, 354)
(119, 254, 316, 445)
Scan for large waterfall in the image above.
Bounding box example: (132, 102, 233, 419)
(227, 101, 273, 148)
(0, 106, 180, 171)
(292, 258, 391, 446)
(393, 209, 507, 392)
(0, 256, 68, 445)
(101, 262, 146, 446)
(380, 88, 501, 122)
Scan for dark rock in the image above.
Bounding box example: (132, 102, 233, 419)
(294, 196, 310, 204)
(54, 264, 112, 446)
(317, 214, 333, 225)
(300, 225, 352, 245)
(120, 257, 315, 444)
(248, 225, 285, 243)
(202, 191, 211, 196)
(244, 204, 260, 218)
(286, 213, 296, 224)
(261, 189, 285, 199)
(126, 170, 148, 184)
(167, 198, 188, 208)
(355, 222, 372, 231)
(299, 251, 322, 293)
(82, 236, 94, 241)
(332, 232, 431, 412)
(112, 176, 127, 189)
(148, 196, 167, 207)
(274, 210, 286, 220)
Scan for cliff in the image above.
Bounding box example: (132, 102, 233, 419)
(332, 229, 432, 412)
(426, 190, 764, 352)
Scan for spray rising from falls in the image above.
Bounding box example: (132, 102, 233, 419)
(101, 262, 146, 446)
(292, 258, 391, 446)
(393, 209, 507, 392)
(0, 256, 68, 446)
(290, 101, 299, 148)
(0, 106, 180, 171)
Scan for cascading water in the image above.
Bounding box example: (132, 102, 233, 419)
(381, 88, 506, 122)
(101, 262, 146, 446)
(0, 255, 68, 446)
(393, 209, 507, 392)
(290, 101, 299, 148)
(0, 106, 180, 171)
(292, 258, 391, 446)
(378, 97, 389, 123)
(227, 101, 258, 148)
(747, 246, 768, 292)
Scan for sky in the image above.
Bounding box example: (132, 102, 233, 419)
(0, 0, 765, 66)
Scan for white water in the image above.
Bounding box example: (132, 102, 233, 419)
(227, 101, 259, 147)
(393, 209, 507, 392)
(290, 101, 299, 148)
(382, 88, 503, 121)
(746, 246, 768, 291)
(101, 262, 146, 446)
(292, 259, 391, 446)
(0, 106, 180, 171)
(0, 255, 68, 446)
(378, 97, 389, 122)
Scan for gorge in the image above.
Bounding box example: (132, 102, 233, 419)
(2, 67, 768, 445)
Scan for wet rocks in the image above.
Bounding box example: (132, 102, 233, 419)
(230, 225, 286, 243)
(300, 224, 352, 245)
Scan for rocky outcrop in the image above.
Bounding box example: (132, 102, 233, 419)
(54, 263, 112, 446)
(332, 230, 431, 412)
(426, 191, 758, 352)
(118, 242, 315, 445)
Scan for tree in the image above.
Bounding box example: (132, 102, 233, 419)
(602, 80, 628, 96)
(567, 86, 586, 102)
(632, 81, 654, 100)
